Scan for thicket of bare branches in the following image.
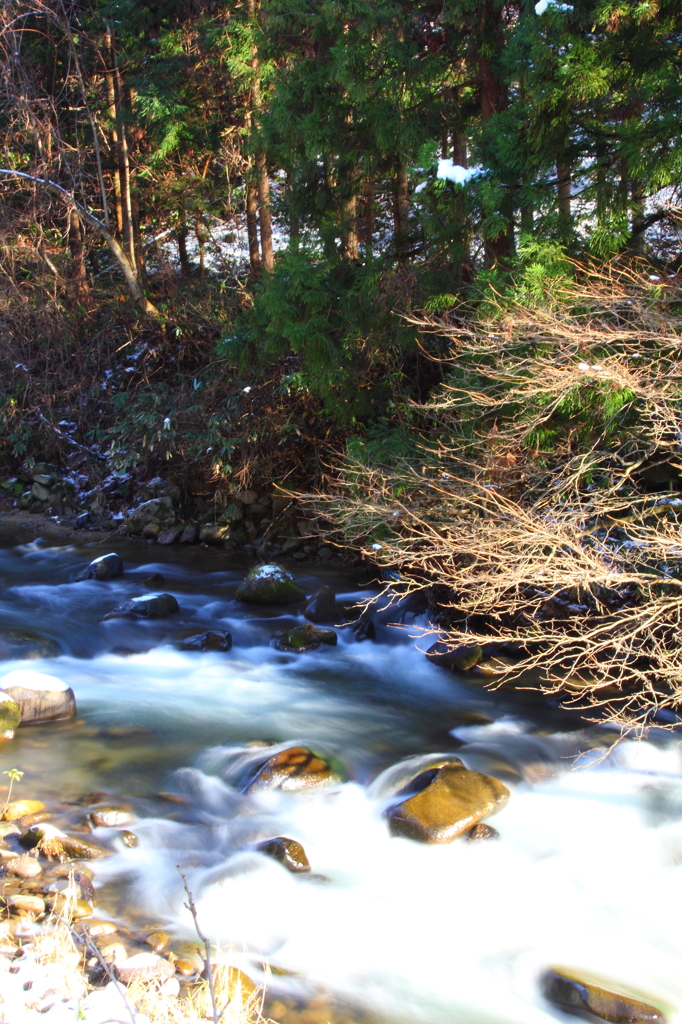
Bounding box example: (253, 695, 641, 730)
(310, 264, 682, 729)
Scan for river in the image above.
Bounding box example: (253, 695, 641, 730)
(0, 530, 681, 1024)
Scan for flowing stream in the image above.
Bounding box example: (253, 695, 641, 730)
(1, 529, 681, 1024)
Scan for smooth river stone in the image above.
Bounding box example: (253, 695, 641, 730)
(541, 967, 667, 1023)
(107, 593, 179, 618)
(255, 836, 311, 873)
(2, 799, 45, 821)
(245, 746, 343, 794)
(90, 807, 134, 828)
(0, 669, 76, 725)
(388, 763, 510, 843)
(75, 552, 123, 582)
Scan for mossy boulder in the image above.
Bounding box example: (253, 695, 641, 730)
(426, 641, 483, 672)
(274, 623, 337, 652)
(75, 552, 123, 582)
(106, 593, 179, 619)
(1, 669, 76, 724)
(541, 967, 667, 1023)
(0, 691, 21, 738)
(388, 763, 509, 843)
(244, 746, 343, 794)
(255, 836, 311, 873)
(0, 629, 60, 661)
(304, 586, 337, 623)
(236, 563, 305, 605)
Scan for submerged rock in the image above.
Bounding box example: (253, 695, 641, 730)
(466, 822, 500, 842)
(245, 746, 343, 794)
(255, 836, 311, 873)
(388, 763, 509, 843)
(177, 630, 232, 652)
(120, 830, 138, 848)
(236, 563, 305, 605)
(352, 615, 375, 642)
(426, 641, 483, 672)
(90, 806, 134, 828)
(0, 691, 22, 738)
(106, 593, 179, 619)
(6, 853, 42, 878)
(157, 524, 184, 545)
(1, 669, 76, 725)
(0, 629, 60, 661)
(75, 552, 123, 582)
(541, 967, 667, 1023)
(274, 622, 337, 652)
(304, 585, 337, 623)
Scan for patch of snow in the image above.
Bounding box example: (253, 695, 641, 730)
(414, 181, 428, 194)
(436, 160, 482, 185)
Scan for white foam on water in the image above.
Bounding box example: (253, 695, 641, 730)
(92, 727, 682, 1024)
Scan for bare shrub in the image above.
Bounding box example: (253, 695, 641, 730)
(308, 264, 682, 729)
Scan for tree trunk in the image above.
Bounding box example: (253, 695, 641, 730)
(68, 207, 88, 303)
(255, 150, 274, 272)
(358, 177, 374, 258)
(0, 170, 159, 317)
(393, 164, 409, 251)
(178, 225, 191, 277)
(248, 0, 274, 273)
(478, 40, 514, 265)
(341, 192, 359, 260)
(557, 159, 571, 222)
(103, 30, 123, 236)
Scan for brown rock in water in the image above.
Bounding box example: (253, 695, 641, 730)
(120, 830, 138, 847)
(3, 799, 45, 821)
(304, 586, 337, 624)
(115, 953, 175, 984)
(19, 824, 107, 860)
(7, 894, 45, 915)
(87, 919, 118, 937)
(175, 958, 199, 976)
(106, 593, 179, 618)
(466, 823, 500, 842)
(1, 670, 76, 725)
(541, 967, 667, 1023)
(245, 746, 343, 794)
(6, 853, 42, 878)
(388, 763, 509, 843)
(255, 836, 311, 873)
(0, 629, 60, 661)
(90, 807, 134, 828)
(145, 930, 171, 952)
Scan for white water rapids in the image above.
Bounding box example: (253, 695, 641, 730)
(0, 536, 681, 1024)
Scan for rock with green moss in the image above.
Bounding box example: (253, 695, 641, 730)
(541, 967, 667, 1023)
(0, 691, 21, 739)
(236, 564, 305, 605)
(19, 823, 107, 860)
(274, 622, 337, 652)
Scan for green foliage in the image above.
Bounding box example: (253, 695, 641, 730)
(221, 249, 415, 425)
